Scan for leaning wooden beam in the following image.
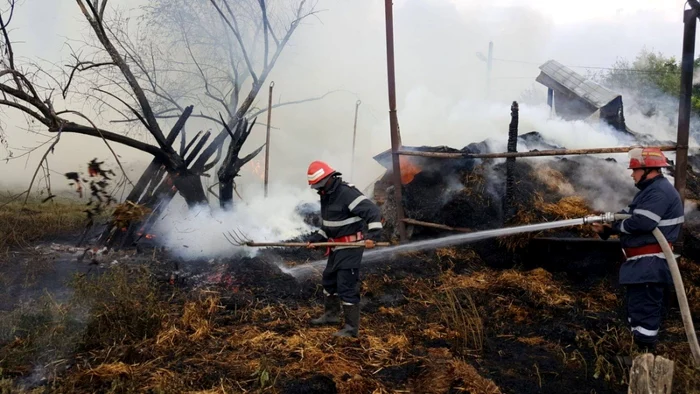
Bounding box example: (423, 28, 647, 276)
(397, 145, 678, 160)
(401, 218, 472, 233)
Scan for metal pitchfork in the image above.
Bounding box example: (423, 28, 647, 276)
(224, 229, 390, 248)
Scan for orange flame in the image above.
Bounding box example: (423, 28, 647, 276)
(136, 232, 156, 240)
(399, 156, 422, 184)
(247, 159, 265, 180)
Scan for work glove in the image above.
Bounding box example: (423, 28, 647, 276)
(365, 229, 382, 248)
(591, 223, 612, 240)
(306, 231, 325, 246)
(306, 231, 326, 243)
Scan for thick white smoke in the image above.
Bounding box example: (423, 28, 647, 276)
(151, 185, 317, 260)
(1, 0, 692, 260)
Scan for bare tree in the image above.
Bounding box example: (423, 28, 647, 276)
(0, 0, 322, 246)
(134, 0, 327, 208)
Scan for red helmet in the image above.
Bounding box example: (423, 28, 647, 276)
(627, 147, 670, 169)
(307, 161, 337, 185)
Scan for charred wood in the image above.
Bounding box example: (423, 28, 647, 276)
(218, 116, 264, 210)
(504, 101, 519, 222)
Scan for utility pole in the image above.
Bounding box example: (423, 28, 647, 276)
(350, 100, 361, 183)
(384, 0, 408, 243)
(486, 41, 493, 99)
(476, 41, 494, 99)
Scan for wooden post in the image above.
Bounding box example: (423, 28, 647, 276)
(504, 101, 519, 222)
(384, 0, 408, 243)
(628, 354, 674, 394)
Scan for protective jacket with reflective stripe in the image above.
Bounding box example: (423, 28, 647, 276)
(610, 175, 683, 284)
(309, 176, 383, 242)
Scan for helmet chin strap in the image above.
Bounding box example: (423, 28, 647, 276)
(637, 168, 658, 185)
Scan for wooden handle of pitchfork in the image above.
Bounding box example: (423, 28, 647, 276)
(243, 241, 391, 248)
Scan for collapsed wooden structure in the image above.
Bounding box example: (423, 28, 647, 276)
(380, 0, 699, 245)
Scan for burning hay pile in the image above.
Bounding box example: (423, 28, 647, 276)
(372, 131, 700, 258)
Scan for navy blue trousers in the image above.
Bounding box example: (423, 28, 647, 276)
(322, 249, 362, 305)
(626, 283, 665, 346)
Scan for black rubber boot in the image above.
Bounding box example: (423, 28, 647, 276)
(616, 355, 633, 368)
(310, 295, 340, 326)
(634, 339, 657, 354)
(333, 304, 360, 338)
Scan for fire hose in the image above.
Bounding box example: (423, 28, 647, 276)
(584, 213, 700, 366)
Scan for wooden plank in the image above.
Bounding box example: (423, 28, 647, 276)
(401, 218, 472, 233)
(397, 145, 678, 160)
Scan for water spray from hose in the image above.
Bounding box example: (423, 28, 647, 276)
(283, 212, 700, 366)
(286, 217, 589, 277)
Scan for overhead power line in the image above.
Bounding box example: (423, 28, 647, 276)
(490, 57, 682, 74)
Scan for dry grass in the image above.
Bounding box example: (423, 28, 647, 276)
(85, 362, 133, 378)
(35, 260, 504, 393)
(441, 267, 575, 309)
(2, 243, 698, 393)
(71, 265, 165, 349)
(499, 194, 596, 251)
(575, 326, 634, 383)
(533, 165, 575, 196)
(111, 201, 150, 229)
(0, 195, 87, 251)
(413, 348, 502, 394)
(535, 195, 591, 219)
(431, 272, 484, 354)
(498, 268, 575, 307)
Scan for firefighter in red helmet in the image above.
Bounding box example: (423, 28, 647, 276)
(305, 160, 384, 338)
(592, 147, 684, 352)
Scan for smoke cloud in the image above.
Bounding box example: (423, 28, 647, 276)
(151, 185, 317, 260)
(0, 0, 693, 253)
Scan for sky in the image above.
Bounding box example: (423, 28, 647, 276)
(0, 0, 696, 197)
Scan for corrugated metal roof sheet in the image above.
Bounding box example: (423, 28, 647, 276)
(537, 60, 620, 109)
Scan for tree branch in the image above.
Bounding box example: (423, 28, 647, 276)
(58, 122, 164, 158)
(94, 87, 151, 132)
(0, 69, 43, 102)
(110, 110, 223, 126)
(63, 59, 115, 99)
(0, 0, 21, 90)
(259, 0, 270, 68)
(23, 122, 64, 207)
(76, 0, 171, 152)
(60, 109, 133, 186)
(183, 31, 233, 120)
(248, 90, 339, 118)
(0, 81, 53, 122)
(209, 0, 258, 83)
(230, 0, 313, 121)
(0, 99, 51, 125)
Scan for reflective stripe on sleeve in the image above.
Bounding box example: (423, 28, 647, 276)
(348, 195, 368, 211)
(368, 222, 383, 230)
(633, 209, 661, 223)
(323, 217, 362, 227)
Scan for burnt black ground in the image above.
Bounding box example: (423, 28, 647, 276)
(231, 245, 627, 393)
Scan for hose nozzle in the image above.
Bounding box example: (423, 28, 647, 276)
(583, 212, 616, 224)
